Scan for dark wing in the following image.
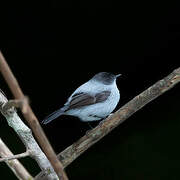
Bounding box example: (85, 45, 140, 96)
(95, 91, 111, 102)
(67, 91, 111, 110)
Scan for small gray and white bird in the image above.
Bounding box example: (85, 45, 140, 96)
(42, 72, 121, 124)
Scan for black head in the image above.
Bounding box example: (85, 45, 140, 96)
(92, 72, 121, 85)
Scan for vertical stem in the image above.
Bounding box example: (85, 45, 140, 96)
(0, 51, 68, 180)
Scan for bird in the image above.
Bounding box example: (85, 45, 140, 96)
(42, 72, 121, 124)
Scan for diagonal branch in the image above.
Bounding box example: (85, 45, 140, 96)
(0, 51, 68, 179)
(0, 138, 33, 180)
(35, 67, 180, 180)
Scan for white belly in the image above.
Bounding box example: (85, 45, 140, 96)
(66, 86, 120, 122)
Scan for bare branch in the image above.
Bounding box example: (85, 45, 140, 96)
(0, 51, 68, 179)
(0, 98, 58, 179)
(0, 54, 59, 179)
(0, 138, 33, 180)
(0, 150, 30, 162)
(35, 67, 180, 180)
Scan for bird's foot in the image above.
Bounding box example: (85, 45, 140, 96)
(98, 113, 114, 126)
(109, 113, 114, 117)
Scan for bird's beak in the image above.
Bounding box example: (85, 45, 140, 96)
(116, 74, 122, 78)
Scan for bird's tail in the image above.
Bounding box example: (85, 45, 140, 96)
(41, 108, 65, 125)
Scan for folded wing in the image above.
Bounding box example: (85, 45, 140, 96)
(67, 91, 111, 110)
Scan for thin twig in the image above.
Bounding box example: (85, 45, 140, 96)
(35, 67, 180, 180)
(0, 138, 33, 180)
(0, 51, 68, 179)
(0, 150, 30, 162)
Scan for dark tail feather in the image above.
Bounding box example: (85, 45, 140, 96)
(42, 109, 64, 125)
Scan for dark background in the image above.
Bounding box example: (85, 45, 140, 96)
(1, 1, 180, 179)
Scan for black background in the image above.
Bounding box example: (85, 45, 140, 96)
(1, 1, 180, 179)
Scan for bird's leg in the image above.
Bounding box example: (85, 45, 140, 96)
(87, 122, 94, 129)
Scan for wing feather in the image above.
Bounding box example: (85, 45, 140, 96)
(66, 91, 111, 110)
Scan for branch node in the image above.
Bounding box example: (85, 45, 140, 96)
(2, 96, 29, 114)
